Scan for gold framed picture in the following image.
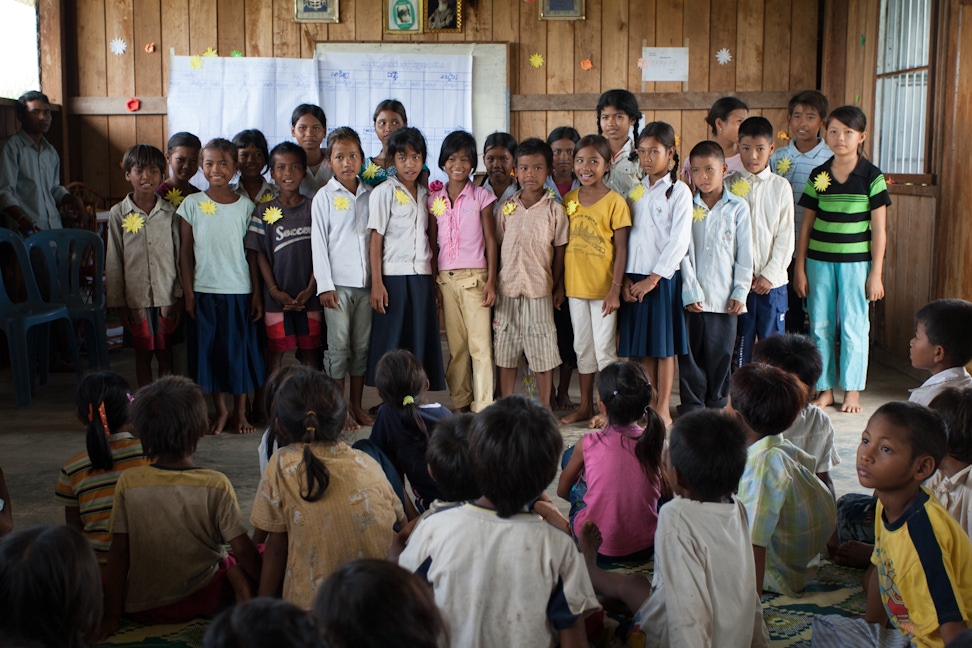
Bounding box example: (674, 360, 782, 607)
(294, 0, 339, 23)
(425, 0, 462, 33)
(540, 0, 585, 20)
(385, 0, 424, 34)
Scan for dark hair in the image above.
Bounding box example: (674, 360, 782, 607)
(547, 126, 581, 145)
(132, 375, 208, 462)
(873, 401, 948, 470)
(788, 90, 830, 121)
(273, 368, 346, 502)
(469, 396, 562, 517)
(327, 127, 365, 160)
(596, 362, 665, 479)
(738, 116, 774, 142)
(16, 90, 50, 121)
(483, 132, 518, 156)
(313, 559, 447, 648)
(575, 134, 614, 170)
(426, 413, 480, 501)
(291, 103, 327, 129)
(596, 89, 641, 161)
(166, 131, 202, 155)
(376, 350, 430, 441)
(752, 333, 824, 395)
(438, 130, 478, 173)
(514, 137, 553, 169)
(826, 105, 867, 133)
(730, 363, 804, 438)
(387, 127, 427, 162)
(705, 96, 749, 137)
(122, 144, 166, 174)
(269, 141, 308, 170)
(75, 371, 133, 471)
(202, 137, 239, 163)
(0, 525, 102, 648)
(373, 99, 408, 125)
(638, 121, 680, 198)
(668, 410, 748, 501)
(929, 387, 972, 465)
(231, 129, 271, 174)
(204, 598, 324, 648)
(689, 140, 726, 163)
(263, 365, 304, 463)
(915, 299, 972, 366)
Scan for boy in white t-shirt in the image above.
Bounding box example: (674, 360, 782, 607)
(908, 299, 972, 406)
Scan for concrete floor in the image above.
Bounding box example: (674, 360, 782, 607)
(0, 346, 926, 531)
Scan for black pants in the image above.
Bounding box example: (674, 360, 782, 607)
(785, 259, 807, 333)
(677, 311, 737, 414)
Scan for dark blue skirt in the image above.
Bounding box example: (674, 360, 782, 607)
(617, 271, 688, 358)
(188, 293, 265, 395)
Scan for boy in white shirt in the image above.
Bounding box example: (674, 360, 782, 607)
(908, 299, 972, 406)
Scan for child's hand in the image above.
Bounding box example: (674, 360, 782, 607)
(319, 290, 339, 309)
(866, 273, 885, 301)
(434, 285, 443, 309)
(621, 276, 636, 302)
(250, 292, 263, 321)
(184, 290, 196, 320)
(601, 287, 621, 316)
(631, 275, 660, 302)
(482, 279, 497, 307)
(371, 282, 389, 314)
(728, 299, 744, 315)
(271, 287, 296, 310)
(552, 284, 566, 310)
(162, 300, 183, 328)
(793, 267, 809, 298)
(752, 275, 773, 295)
(685, 302, 703, 313)
(294, 287, 314, 309)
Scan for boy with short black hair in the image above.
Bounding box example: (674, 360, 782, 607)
(909, 299, 972, 406)
(578, 408, 768, 647)
(726, 117, 794, 367)
(812, 402, 972, 648)
(398, 395, 599, 648)
(425, 413, 480, 504)
(732, 363, 835, 597)
(926, 387, 972, 536)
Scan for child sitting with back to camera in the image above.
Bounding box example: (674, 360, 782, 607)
(578, 409, 768, 648)
(399, 396, 600, 647)
(732, 363, 835, 597)
(558, 361, 667, 560)
(908, 299, 972, 406)
(102, 376, 261, 635)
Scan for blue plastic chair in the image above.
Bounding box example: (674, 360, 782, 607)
(0, 229, 83, 407)
(25, 229, 109, 370)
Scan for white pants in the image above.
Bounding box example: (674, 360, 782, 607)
(568, 298, 618, 374)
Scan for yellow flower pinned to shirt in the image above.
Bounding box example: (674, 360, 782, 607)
(333, 196, 351, 211)
(362, 161, 381, 180)
(189, 55, 203, 70)
(430, 196, 448, 217)
(164, 187, 184, 206)
(502, 200, 516, 216)
(394, 188, 410, 205)
(813, 171, 833, 193)
(730, 178, 751, 198)
(546, 187, 556, 200)
(565, 200, 579, 216)
(628, 184, 646, 203)
(692, 204, 708, 222)
(199, 200, 217, 215)
(263, 205, 283, 224)
(259, 191, 275, 204)
(121, 212, 145, 234)
(775, 157, 793, 176)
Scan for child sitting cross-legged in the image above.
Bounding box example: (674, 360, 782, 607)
(578, 408, 768, 647)
(908, 299, 972, 406)
(925, 386, 972, 537)
(398, 395, 600, 647)
(732, 363, 835, 597)
(812, 402, 972, 647)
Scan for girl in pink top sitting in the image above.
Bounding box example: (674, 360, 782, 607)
(557, 361, 668, 560)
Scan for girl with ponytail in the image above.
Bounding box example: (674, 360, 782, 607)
(251, 366, 405, 608)
(55, 371, 149, 565)
(596, 89, 645, 196)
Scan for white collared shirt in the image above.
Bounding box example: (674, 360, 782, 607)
(909, 367, 972, 407)
(311, 176, 372, 292)
(724, 167, 794, 288)
(367, 176, 432, 276)
(625, 174, 693, 279)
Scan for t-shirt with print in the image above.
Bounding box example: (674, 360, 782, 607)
(244, 197, 319, 313)
(563, 188, 631, 300)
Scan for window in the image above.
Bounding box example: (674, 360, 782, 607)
(873, 0, 932, 175)
(0, 0, 40, 100)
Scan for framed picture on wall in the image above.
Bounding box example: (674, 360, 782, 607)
(294, 0, 339, 23)
(426, 0, 462, 33)
(385, 0, 424, 34)
(540, 0, 585, 20)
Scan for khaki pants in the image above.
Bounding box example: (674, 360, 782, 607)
(437, 268, 493, 412)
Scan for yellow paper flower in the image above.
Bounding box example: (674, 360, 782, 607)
(502, 201, 516, 216)
(333, 196, 351, 211)
(164, 187, 184, 206)
(628, 184, 646, 202)
(777, 130, 791, 141)
(259, 191, 275, 204)
(189, 55, 203, 70)
(546, 187, 556, 199)
(775, 157, 793, 176)
(675, 134, 681, 148)
(362, 161, 381, 180)
(529, 53, 544, 69)
(430, 196, 447, 217)
(121, 212, 145, 234)
(565, 200, 579, 216)
(813, 171, 832, 193)
(263, 205, 283, 224)
(394, 188, 410, 205)
(200, 200, 217, 215)
(692, 205, 708, 222)
(203, 47, 218, 57)
(730, 178, 751, 197)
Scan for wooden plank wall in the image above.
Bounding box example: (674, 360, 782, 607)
(58, 0, 821, 202)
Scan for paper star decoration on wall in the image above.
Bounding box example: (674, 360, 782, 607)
(529, 53, 544, 69)
(730, 179, 751, 197)
(628, 184, 645, 202)
(109, 38, 127, 56)
(775, 157, 793, 176)
(263, 206, 283, 224)
(362, 161, 381, 180)
(777, 130, 790, 141)
(430, 197, 448, 217)
(190, 56, 203, 70)
(502, 201, 516, 216)
(812, 171, 832, 193)
(164, 188, 184, 206)
(231, 50, 243, 58)
(259, 192, 275, 203)
(693, 205, 708, 222)
(565, 200, 578, 216)
(580, 59, 594, 71)
(637, 58, 648, 70)
(715, 48, 732, 66)
(200, 200, 217, 215)
(394, 188, 410, 205)
(122, 212, 145, 234)
(333, 196, 351, 211)
(203, 47, 218, 57)
(144, 43, 156, 53)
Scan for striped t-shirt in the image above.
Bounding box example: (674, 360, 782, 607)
(799, 157, 891, 263)
(54, 433, 150, 561)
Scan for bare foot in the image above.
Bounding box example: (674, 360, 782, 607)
(555, 388, 576, 411)
(560, 406, 593, 425)
(343, 411, 361, 431)
(350, 406, 374, 427)
(588, 413, 607, 430)
(578, 520, 603, 568)
(210, 411, 229, 436)
(841, 390, 863, 413)
(227, 411, 256, 434)
(225, 564, 254, 603)
(813, 389, 835, 409)
(833, 540, 873, 569)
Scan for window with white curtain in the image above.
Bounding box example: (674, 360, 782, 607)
(873, 0, 932, 175)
